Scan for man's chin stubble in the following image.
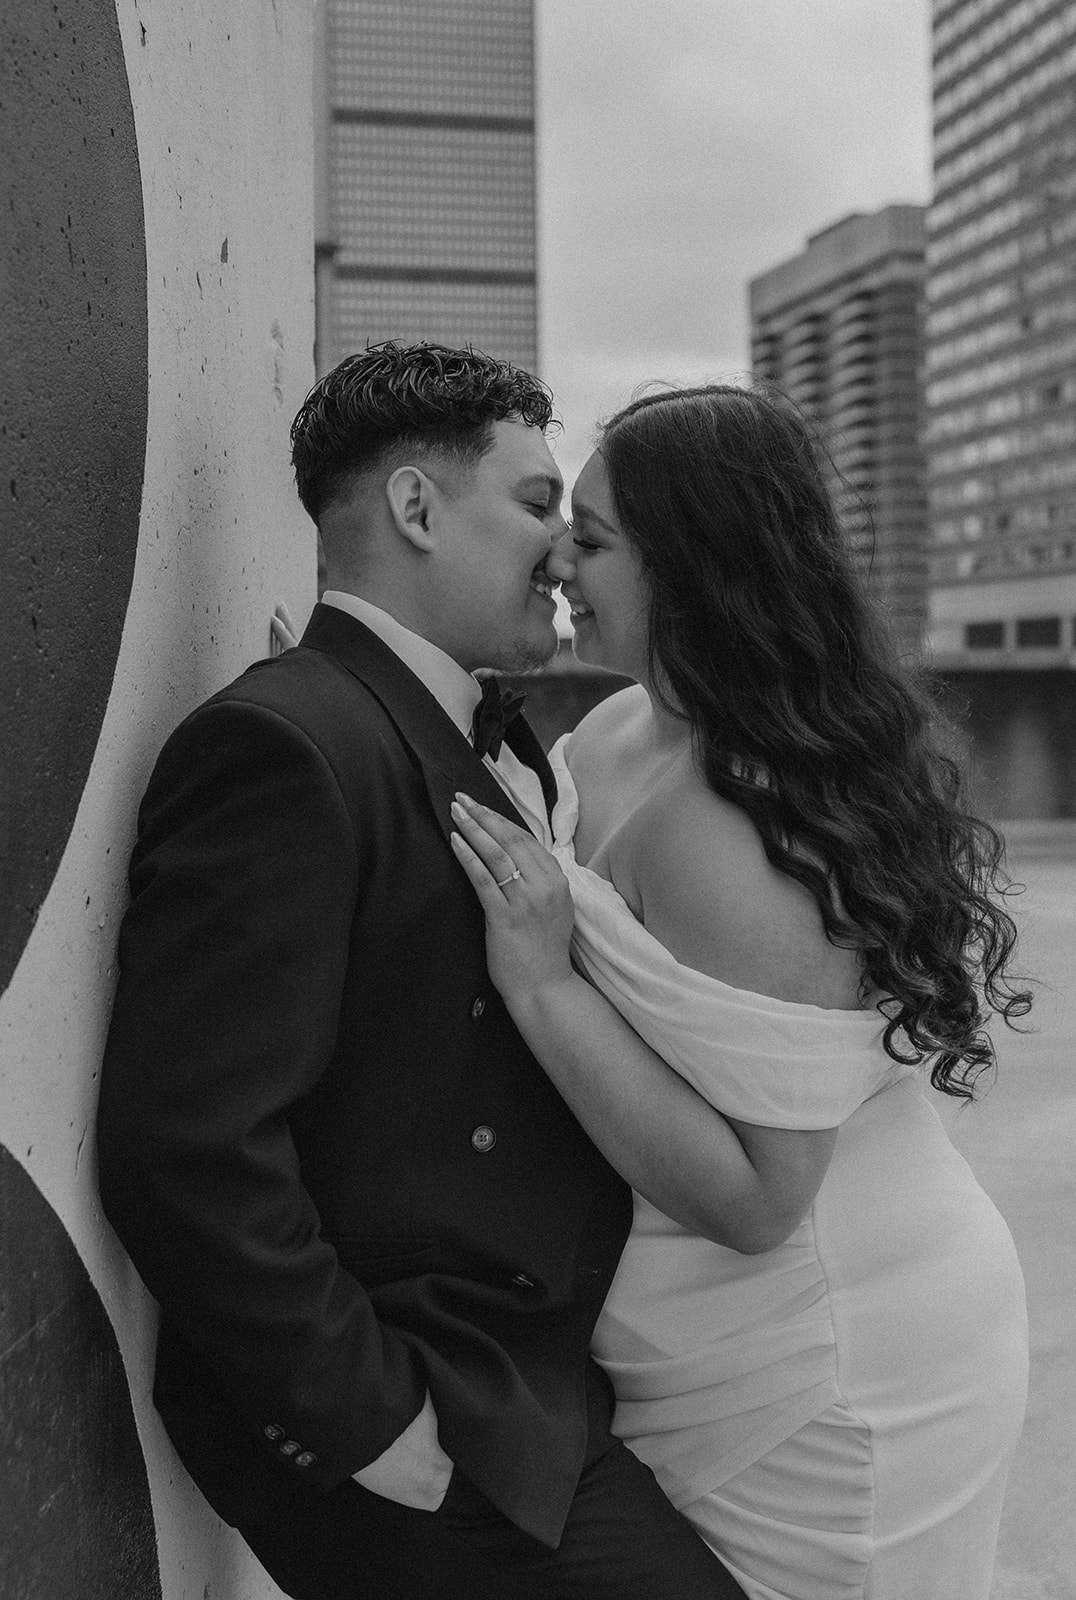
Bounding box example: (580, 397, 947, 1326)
(488, 635, 559, 676)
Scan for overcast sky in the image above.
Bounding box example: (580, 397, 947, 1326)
(536, 0, 933, 487)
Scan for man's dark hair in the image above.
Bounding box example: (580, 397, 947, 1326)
(290, 341, 555, 523)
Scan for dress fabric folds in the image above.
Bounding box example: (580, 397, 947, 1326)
(549, 740, 1028, 1600)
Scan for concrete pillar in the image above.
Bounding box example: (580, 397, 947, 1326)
(1, 1, 314, 1593)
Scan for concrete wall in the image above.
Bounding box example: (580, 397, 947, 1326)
(938, 670, 1076, 821)
(0, 2, 314, 1595)
(928, 571, 1076, 660)
(515, 652, 1076, 823)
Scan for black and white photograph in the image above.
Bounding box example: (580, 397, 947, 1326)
(2, 3, 1073, 1597)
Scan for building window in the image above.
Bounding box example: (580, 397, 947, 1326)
(965, 621, 1005, 649)
(1015, 615, 1061, 648)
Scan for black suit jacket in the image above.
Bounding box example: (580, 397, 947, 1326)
(96, 603, 632, 1546)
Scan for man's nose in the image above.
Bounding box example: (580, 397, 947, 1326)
(545, 526, 576, 582)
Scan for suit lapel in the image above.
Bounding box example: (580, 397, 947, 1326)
(504, 713, 557, 825)
(298, 603, 548, 847)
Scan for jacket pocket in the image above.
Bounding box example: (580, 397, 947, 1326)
(332, 1235, 440, 1286)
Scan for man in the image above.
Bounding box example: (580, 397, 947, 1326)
(97, 343, 743, 1598)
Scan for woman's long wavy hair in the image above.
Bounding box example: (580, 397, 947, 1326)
(598, 383, 1031, 1098)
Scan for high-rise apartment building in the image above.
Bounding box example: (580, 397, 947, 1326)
(925, 0, 1076, 665)
(749, 206, 929, 651)
(315, 0, 538, 375)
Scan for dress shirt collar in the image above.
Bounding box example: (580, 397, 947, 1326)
(321, 590, 482, 740)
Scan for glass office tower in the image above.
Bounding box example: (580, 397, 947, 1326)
(317, 0, 538, 373)
(925, 0, 1076, 665)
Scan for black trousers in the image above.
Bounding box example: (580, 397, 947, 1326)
(239, 1368, 745, 1600)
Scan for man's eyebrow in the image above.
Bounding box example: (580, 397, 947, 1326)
(516, 472, 563, 500)
(570, 499, 619, 535)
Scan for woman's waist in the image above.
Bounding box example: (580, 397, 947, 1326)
(593, 1216, 835, 1400)
(593, 1304, 836, 1407)
(593, 1085, 1019, 1392)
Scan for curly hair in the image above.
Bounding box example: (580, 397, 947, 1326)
(598, 383, 1031, 1099)
(291, 341, 555, 523)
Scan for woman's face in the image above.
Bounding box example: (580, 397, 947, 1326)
(548, 449, 651, 681)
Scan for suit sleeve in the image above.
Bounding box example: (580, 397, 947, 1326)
(96, 697, 426, 1493)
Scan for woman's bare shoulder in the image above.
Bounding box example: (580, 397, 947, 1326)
(632, 773, 863, 1007)
(565, 684, 648, 764)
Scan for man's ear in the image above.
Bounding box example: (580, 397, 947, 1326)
(385, 465, 437, 552)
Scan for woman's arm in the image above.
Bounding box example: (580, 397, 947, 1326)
(450, 794, 836, 1254)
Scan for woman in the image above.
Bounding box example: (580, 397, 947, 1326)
(447, 385, 1030, 1600)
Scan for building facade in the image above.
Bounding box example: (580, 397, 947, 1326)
(749, 206, 929, 652)
(925, 0, 1076, 668)
(315, 0, 538, 375)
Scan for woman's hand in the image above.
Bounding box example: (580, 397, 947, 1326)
(451, 804, 836, 1253)
(449, 793, 575, 1005)
(270, 602, 301, 655)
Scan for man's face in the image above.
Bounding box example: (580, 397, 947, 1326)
(427, 418, 565, 674)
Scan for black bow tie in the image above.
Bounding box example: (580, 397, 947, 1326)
(471, 678, 527, 761)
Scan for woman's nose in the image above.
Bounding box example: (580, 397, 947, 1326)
(546, 526, 577, 582)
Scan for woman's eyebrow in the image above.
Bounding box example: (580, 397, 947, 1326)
(571, 500, 619, 535)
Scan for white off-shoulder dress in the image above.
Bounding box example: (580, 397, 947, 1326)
(549, 742, 1028, 1600)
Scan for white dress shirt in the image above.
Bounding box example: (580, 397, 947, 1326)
(321, 591, 552, 845)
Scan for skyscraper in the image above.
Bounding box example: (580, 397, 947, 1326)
(316, 0, 538, 375)
(925, 0, 1076, 665)
(749, 206, 929, 651)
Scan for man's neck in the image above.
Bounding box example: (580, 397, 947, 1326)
(324, 578, 429, 642)
(320, 591, 482, 738)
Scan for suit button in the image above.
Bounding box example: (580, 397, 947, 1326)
(279, 1439, 300, 1456)
(470, 996, 487, 1020)
(263, 1424, 285, 1442)
(295, 1451, 317, 1467)
(470, 1125, 496, 1153)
